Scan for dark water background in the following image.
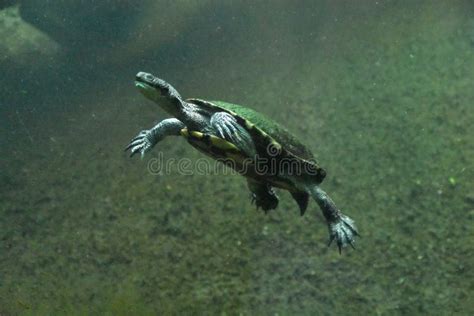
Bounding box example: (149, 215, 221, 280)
(1, 1, 473, 315)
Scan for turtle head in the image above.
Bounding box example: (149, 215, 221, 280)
(135, 72, 184, 116)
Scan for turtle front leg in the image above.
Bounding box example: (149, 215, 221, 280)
(125, 118, 185, 158)
(247, 179, 279, 213)
(310, 186, 359, 253)
(209, 112, 256, 157)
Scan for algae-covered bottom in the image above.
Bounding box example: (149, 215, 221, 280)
(0, 1, 473, 315)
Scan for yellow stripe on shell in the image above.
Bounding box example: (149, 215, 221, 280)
(190, 131, 204, 138)
(182, 129, 240, 152)
(180, 128, 189, 137)
(208, 135, 240, 152)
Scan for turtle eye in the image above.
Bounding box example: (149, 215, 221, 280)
(135, 72, 154, 83)
(145, 73, 155, 82)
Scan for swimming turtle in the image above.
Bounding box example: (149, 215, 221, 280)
(126, 72, 359, 252)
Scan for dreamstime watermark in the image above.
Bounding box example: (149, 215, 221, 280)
(147, 143, 321, 177)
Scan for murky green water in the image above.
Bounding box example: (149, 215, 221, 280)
(1, 1, 473, 315)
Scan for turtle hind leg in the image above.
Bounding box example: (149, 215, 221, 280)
(247, 179, 279, 213)
(309, 186, 359, 253)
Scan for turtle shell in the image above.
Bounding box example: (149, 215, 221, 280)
(185, 98, 326, 184)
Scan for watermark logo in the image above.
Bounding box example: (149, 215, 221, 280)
(266, 143, 282, 157)
(146, 151, 321, 177)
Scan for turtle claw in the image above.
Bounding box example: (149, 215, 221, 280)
(125, 129, 155, 158)
(327, 214, 359, 253)
(349, 239, 356, 250)
(250, 192, 278, 214)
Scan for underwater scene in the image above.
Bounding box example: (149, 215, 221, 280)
(1, 1, 473, 315)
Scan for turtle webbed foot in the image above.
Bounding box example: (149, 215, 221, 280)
(125, 129, 156, 158)
(327, 214, 359, 253)
(250, 191, 279, 214)
(247, 180, 279, 214)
